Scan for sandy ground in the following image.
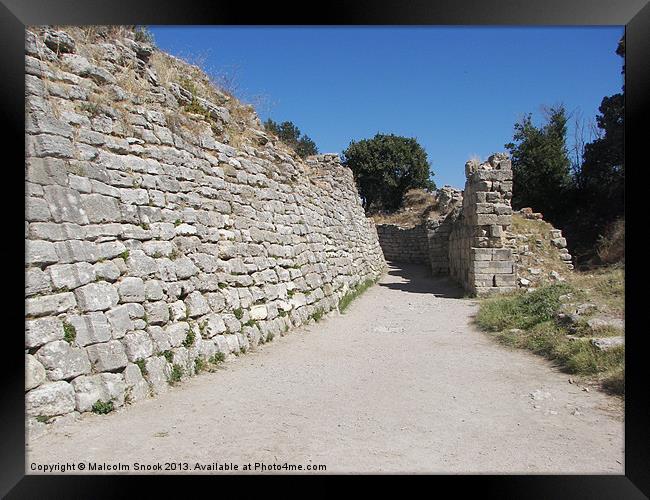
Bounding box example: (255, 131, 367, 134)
(26, 263, 624, 474)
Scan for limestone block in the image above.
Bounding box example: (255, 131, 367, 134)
(26, 240, 59, 266)
(144, 356, 171, 395)
(123, 363, 150, 402)
(43, 185, 89, 224)
(144, 301, 169, 325)
(202, 313, 226, 338)
(25, 317, 65, 349)
(122, 331, 154, 361)
(26, 292, 76, 317)
(26, 354, 47, 390)
(85, 340, 129, 372)
(105, 305, 134, 339)
(118, 277, 146, 303)
(144, 280, 164, 300)
(48, 262, 96, 290)
(94, 261, 121, 282)
(35, 340, 91, 380)
(184, 291, 210, 317)
(74, 282, 119, 311)
(67, 312, 112, 347)
(26, 267, 52, 296)
(26, 381, 76, 417)
(165, 322, 189, 348)
(71, 373, 126, 413)
(81, 194, 121, 223)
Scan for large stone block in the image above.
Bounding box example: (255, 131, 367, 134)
(67, 312, 112, 347)
(118, 277, 146, 303)
(26, 317, 64, 348)
(35, 340, 91, 380)
(48, 262, 96, 290)
(43, 185, 89, 224)
(25, 240, 58, 266)
(124, 363, 150, 403)
(185, 291, 210, 317)
(105, 304, 134, 338)
(26, 381, 76, 417)
(74, 282, 119, 311)
(26, 292, 76, 317)
(26, 354, 47, 390)
(85, 340, 129, 372)
(71, 373, 126, 413)
(122, 330, 154, 361)
(81, 194, 121, 223)
(26, 267, 52, 296)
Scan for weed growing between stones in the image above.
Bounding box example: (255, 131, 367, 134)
(312, 309, 324, 322)
(134, 358, 147, 376)
(182, 327, 196, 348)
(338, 278, 378, 313)
(119, 250, 130, 261)
(92, 400, 114, 415)
(169, 364, 183, 384)
(62, 321, 76, 344)
(194, 357, 206, 373)
(209, 352, 226, 365)
(233, 308, 244, 320)
(161, 350, 173, 363)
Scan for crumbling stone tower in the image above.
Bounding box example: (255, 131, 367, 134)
(448, 153, 516, 295)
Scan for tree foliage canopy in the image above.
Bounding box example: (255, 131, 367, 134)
(263, 119, 318, 158)
(342, 133, 436, 212)
(505, 105, 573, 222)
(505, 35, 624, 264)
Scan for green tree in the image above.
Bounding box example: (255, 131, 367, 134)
(505, 105, 573, 223)
(342, 133, 436, 212)
(564, 34, 624, 263)
(263, 119, 318, 158)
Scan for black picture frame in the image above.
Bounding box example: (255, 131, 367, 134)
(3, 0, 648, 497)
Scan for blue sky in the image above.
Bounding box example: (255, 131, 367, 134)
(149, 26, 624, 189)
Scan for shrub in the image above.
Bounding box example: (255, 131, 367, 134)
(169, 364, 183, 384)
(134, 358, 147, 376)
(263, 119, 318, 159)
(210, 352, 226, 364)
(92, 400, 114, 415)
(62, 321, 76, 344)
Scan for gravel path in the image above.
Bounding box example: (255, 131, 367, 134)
(27, 263, 624, 474)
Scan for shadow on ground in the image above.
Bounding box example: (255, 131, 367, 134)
(379, 262, 465, 298)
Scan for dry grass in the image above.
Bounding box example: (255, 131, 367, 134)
(476, 281, 625, 396)
(512, 214, 569, 277)
(596, 218, 625, 265)
(567, 266, 625, 318)
(371, 189, 439, 227)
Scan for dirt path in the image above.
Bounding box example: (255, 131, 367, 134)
(26, 263, 624, 474)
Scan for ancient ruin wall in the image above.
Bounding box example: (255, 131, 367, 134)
(24, 27, 387, 432)
(448, 154, 516, 295)
(375, 224, 429, 264)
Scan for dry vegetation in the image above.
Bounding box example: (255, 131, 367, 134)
(477, 216, 625, 396)
(371, 189, 439, 227)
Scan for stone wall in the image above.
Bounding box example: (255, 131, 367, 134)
(425, 215, 455, 275)
(24, 26, 386, 432)
(375, 224, 429, 264)
(448, 154, 516, 295)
